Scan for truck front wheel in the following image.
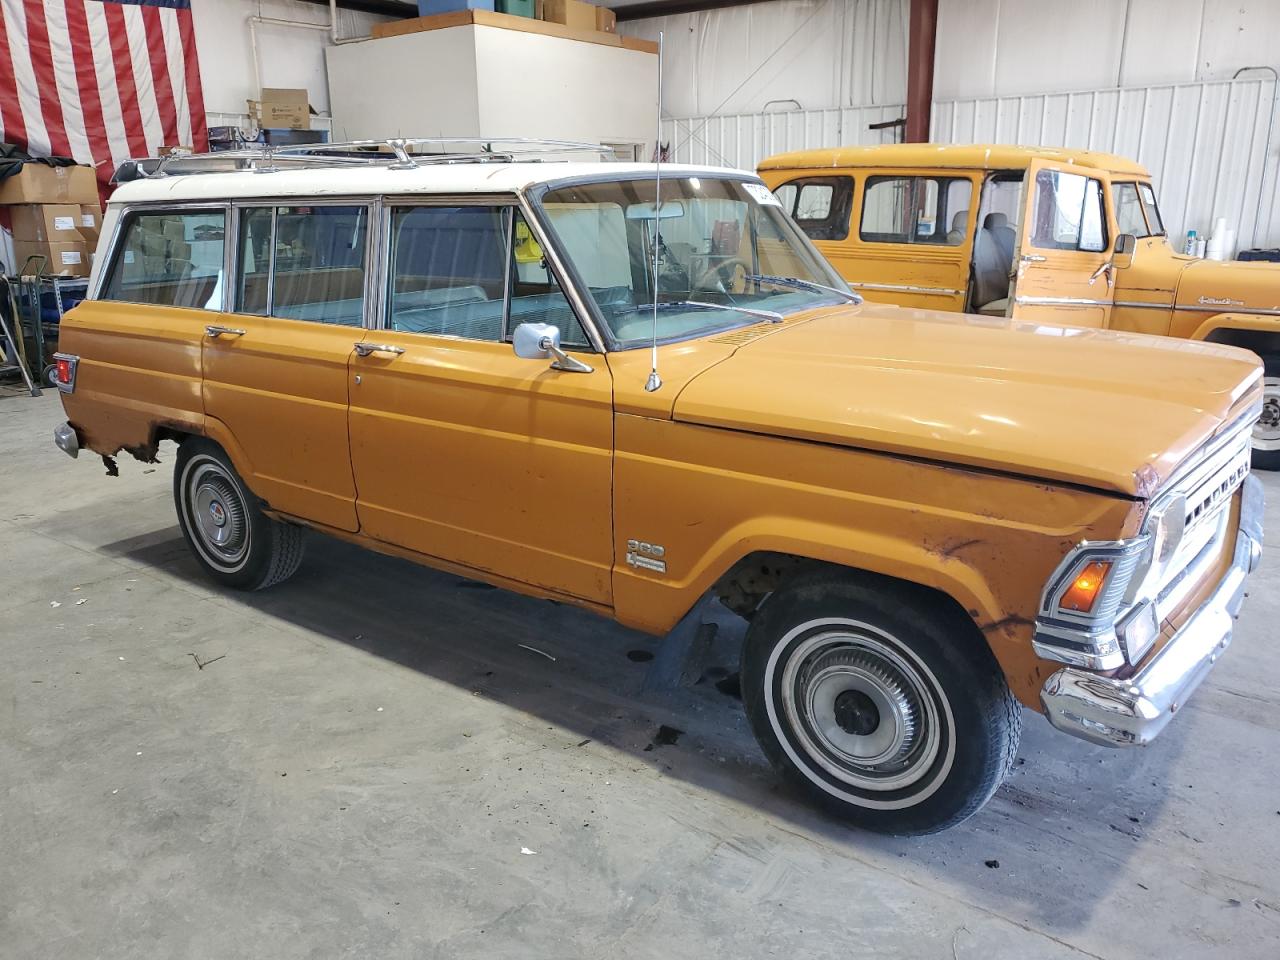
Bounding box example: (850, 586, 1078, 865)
(741, 569, 1021, 835)
(1251, 359, 1280, 471)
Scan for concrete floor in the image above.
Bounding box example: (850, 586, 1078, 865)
(3, 387, 1279, 960)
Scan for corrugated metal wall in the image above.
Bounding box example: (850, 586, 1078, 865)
(662, 75, 1280, 251)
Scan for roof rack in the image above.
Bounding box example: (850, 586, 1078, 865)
(113, 137, 616, 183)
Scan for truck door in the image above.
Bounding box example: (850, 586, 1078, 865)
(1009, 159, 1114, 328)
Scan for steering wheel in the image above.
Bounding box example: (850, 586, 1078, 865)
(695, 257, 752, 294)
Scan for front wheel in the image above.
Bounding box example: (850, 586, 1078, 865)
(174, 439, 305, 591)
(1251, 359, 1280, 471)
(741, 569, 1021, 835)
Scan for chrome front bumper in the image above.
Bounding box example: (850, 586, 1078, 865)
(1040, 474, 1264, 747)
(53, 421, 80, 458)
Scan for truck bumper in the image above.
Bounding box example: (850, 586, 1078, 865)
(1040, 474, 1264, 748)
(53, 421, 80, 459)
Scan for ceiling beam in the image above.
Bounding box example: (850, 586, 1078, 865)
(293, 0, 416, 18)
(614, 0, 772, 22)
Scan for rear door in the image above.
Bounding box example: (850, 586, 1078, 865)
(1010, 159, 1113, 328)
(201, 202, 370, 532)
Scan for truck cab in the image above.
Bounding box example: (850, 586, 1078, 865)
(759, 144, 1280, 467)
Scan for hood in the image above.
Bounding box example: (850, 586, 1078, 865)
(1175, 257, 1280, 313)
(672, 307, 1261, 496)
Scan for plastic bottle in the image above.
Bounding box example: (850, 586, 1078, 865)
(1184, 229, 1198, 255)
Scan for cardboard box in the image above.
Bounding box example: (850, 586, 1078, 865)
(542, 0, 596, 30)
(595, 4, 615, 32)
(9, 203, 86, 243)
(0, 163, 98, 204)
(79, 204, 101, 242)
(12, 239, 91, 276)
(249, 88, 311, 131)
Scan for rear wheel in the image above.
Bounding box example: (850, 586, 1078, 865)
(1251, 359, 1280, 471)
(741, 569, 1020, 835)
(174, 439, 304, 590)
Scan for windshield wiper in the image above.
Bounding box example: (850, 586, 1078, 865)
(636, 300, 786, 323)
(744, 273, 863, 304)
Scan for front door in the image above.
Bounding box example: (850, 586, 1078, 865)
(348, 202, 614, 604)
(202, 203, 373, 532)
(1010, 159, 1114, 328)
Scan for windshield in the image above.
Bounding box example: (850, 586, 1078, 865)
(535, 176, 851, 348)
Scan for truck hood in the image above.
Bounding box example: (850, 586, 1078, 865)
(1175, 257, 1280, 312)
(673, 307, 1261, 496)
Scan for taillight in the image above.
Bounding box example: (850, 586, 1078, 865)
(52, 353, 78, 393)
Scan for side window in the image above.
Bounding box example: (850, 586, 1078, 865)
(1030, 170, 1108, 253)
(774, 176, 852, 241)
(510, 210, 588, 346)
(385, 205, 588, 348)
(387, 205, 509, 340)
(233, 204, 368, 325)
(860, 176, 972, 246)
(102, 209, 226, 309)
(1113, 182, 1151, 238)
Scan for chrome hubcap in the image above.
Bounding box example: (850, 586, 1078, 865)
(1254, 378, 1280, 450)
(189, 465, 248, 564)
(781, 630, 941, 792)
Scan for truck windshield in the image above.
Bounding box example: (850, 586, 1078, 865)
(535, 176, 852, 348)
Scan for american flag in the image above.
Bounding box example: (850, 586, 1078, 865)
(0, 0, 208, 196)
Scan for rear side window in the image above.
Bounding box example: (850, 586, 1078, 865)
(860, 176, 972, 245)
(101, 209, 226, 309)
(773, 176, 853, 241)
(234, 204, 369, 325)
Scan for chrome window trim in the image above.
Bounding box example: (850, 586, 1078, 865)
(1014, 295, 1114, 307)
(851, 282, 963, 296)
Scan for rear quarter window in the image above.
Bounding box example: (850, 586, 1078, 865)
(101, 209, 226, 310)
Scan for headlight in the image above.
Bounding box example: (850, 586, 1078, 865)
(1034, 538, 1148, 670)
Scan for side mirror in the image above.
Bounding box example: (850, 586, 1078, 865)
(512, 321, 593, 374)
(513, 321, 559, 360)
(1113, 233, 1137, 270)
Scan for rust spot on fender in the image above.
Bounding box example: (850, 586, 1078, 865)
(1133, 463, 1161, 500)
(934, 537, 982, 561)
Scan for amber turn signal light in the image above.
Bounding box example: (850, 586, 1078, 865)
(1059, 560, 1111, 613)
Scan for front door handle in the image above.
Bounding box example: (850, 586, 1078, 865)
(354, 342, 405, 357)
(205, 325, 246, 338)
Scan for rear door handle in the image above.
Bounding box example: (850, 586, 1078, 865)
(205, 325, 246, 338)
(354, 342, 405, 357)
(1020, 254, 1047, 263)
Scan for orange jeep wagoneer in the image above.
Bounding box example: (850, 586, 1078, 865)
(51, 142, 1263, 834)
(760, 144, 1280, 468)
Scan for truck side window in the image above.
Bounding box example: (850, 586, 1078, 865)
(1029, 170, 1108, 253)
(234, 204, 369, 326)
(386, 205, 587, 347)
(101, 209, 226, 310)
(860, 176, 972, 246)
(772, 176, 852, 241)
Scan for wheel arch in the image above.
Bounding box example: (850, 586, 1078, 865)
(1193, 313, 1280, 357)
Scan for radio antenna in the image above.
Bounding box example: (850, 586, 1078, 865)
(644, 30, 665, 393)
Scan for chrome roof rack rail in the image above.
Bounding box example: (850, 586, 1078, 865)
(112, 137, 615, 183)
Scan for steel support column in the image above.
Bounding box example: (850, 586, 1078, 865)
(905, 0, 938, 143)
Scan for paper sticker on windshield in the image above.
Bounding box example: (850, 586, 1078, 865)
(743, 183, 782, 207)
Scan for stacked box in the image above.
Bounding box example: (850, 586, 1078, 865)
(0, 162, 99, 275)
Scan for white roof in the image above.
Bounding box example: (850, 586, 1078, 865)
(109, 161, 752, 205)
